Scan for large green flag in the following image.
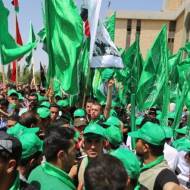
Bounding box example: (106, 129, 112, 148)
(105, 12, 116, 41)
(115, 35, 143, 94)
(45, 0, 83, 95)
(0, 0, 36, 64)
(136, 25, 168, 110)
(79, 38, 91, 98)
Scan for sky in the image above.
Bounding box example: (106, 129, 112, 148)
(2, 0, 163, 72)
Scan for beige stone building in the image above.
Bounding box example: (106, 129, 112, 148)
(114, 0, 190, 58)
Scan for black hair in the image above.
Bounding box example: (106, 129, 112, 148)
(84, 154, 128, 190)
(50, 104, 60, 110)
(19, 111, 38, 128)
(0, 98, 9, 107)
(0, 135, 22, 165)
(147, 142, 165, 157)
(50, 118, 70, 128)
(44, 127, 75, 162)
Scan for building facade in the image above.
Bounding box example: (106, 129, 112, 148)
(114, 0, 190, 58)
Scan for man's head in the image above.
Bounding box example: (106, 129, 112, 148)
(44, 127, 76, 172)
(85, 98, 94, 116)
(7, 89, 19, 105)
(90, 102, 102, 120)
(50, 104, 59, 121)
(84, 154, 128, 190)
(83, 123, 105, 158)
(0, 131, 22, 179)
(28, 93, 38, 109)
(128, 122, 166, 160)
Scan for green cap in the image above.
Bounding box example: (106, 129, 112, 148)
(57, 99, 69, 108)
(105, 125, 123, 146)
(7, 123, 39, 138)
(37, 107, 50, 119)
(101, 68, 114, 82)
(156, 112, 175, 120)
(135, 116, 144, 126)
(162, 126, 173, 138)
(7, 89, 18, 97)
(83, 123, 105, 138)
(109, 109, 118, 117)
(19, 133, 43, 159)
(175, 126, 188, 135)
(18, 93, 24, 101)
(128, 122, 166, 145)
(36, 93, 48, 102)
(7, 123, 26, 138)
(40, 101, 51, 108)
(55, 92, 62, 98)
(111, 101, 121, 108)
(110, 148, 140, 179)
(74, 109, 86, 117)
(103, 116, 121, 128)
(172, 137, 190, 152)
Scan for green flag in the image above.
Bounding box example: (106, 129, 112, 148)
(136, 25, 168, 110)
(45, 0, 83, 95)
(105, 12, 116, 41)
(25, 22, 36, 67)
(115, 35, 143, 94)
(0, 0, 36, 64)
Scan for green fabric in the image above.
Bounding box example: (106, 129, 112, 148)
(172, 137, 190, 152)
(84, 123, 105, 138)
(135, 116, 144, 126)
(128, 122, 166, 145)
(0, 1, 34, 65)
(103, 116, 121, 128)
(17, 93, 24, 101)
(40, 101, 51, 108)
(25, 22, 36, 66)
(57, 99, 69, 108)
(175, 126, 188, 135)
(1, 42, 36, 64)
(136, 25, 168, 110)
(101, 68, 114, 82)
(105, 125, 123, 146)
(172, 81, 190, 132)
(78, 38, 91, 97)
(45, 0, 83, 95)
(7, 123, 26, 138)
(28, 162, 75, 190)
(7, 89, 18, 97)
(37, 107, 50, 119)
(140, 155, 164, 172)
(162, 126, 173, 138)
(9, 173, 20, 190)
(115, 35, 143, 95)
(7, 123, 39, 138)
(19, 133, 43, 159)
(105, 12, 116, 41)
(110, 148, 140, 179)
(74, 108, 86, 117)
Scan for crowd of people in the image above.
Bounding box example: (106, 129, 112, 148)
(0, 83, 189, 190)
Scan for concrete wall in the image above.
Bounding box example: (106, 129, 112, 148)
(165, 0, 183, 11)
(115, 19, 127, 48)
(139, 20, 169, 58)
(173, 11, 185, 53)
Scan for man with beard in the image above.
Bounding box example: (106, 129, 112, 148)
(128, 122, 182, 190)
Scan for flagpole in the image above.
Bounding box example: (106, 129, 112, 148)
(130, 93, 136, 150)
(1, 64, 5, 86)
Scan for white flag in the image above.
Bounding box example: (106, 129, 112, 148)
(90, 22, 124, 68)
(88, 0, 102, 61)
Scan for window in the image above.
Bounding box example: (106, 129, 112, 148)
(168, 21, 176, 52)
(136, 19, 141, 36)
(126, 19, 132, 49)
